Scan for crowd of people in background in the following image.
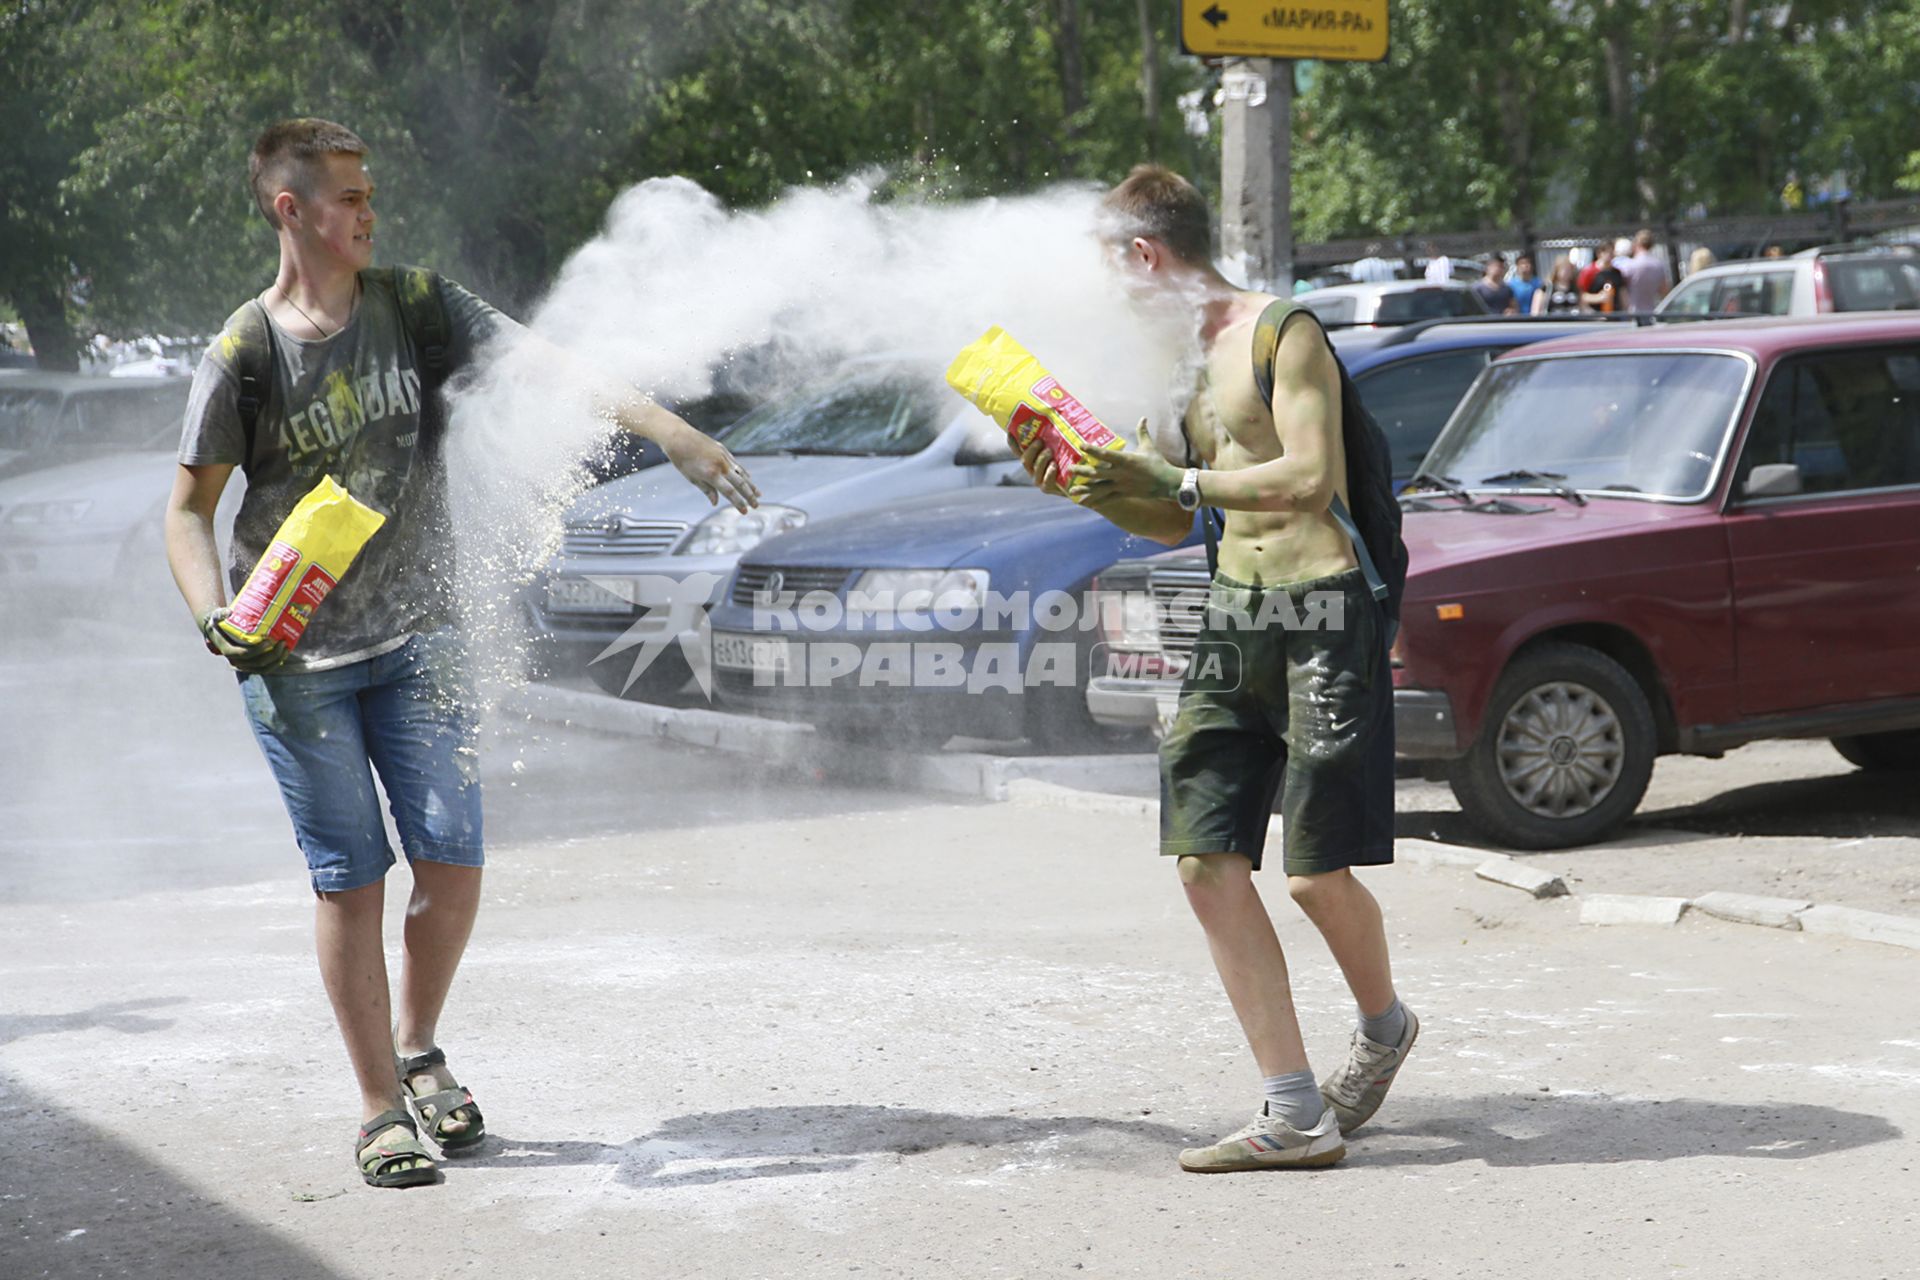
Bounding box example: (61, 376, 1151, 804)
(1471, 229, 1677, 316)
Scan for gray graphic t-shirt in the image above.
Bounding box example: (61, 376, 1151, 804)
(178, 269, 516, 671)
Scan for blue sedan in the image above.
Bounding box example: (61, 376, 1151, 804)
(705, 481, 1195, 749)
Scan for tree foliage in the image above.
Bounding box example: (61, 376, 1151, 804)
(3, 0, 1917, 363)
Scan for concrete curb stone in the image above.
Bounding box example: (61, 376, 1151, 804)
(1692, 891, 1813, 931)
(1475, 857, 1570, 899)
(1794, 904, 1920, 952)
(1579, 894, 1690, 927)
(1398, 839, 1489, 870)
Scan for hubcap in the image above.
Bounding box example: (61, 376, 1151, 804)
(1494, 681, 1625, 819)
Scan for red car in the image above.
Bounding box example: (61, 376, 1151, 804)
(1088, 314, 1920, 848)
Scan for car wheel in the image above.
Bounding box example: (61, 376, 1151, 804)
(1448, 642, 1656, 850)
(1831, 730, 1920, 772)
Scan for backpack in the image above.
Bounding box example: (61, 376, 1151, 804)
(1185, 299, 1408, 645)
(222, 265, 452, 477)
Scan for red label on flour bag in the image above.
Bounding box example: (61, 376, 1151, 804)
(225, 540, 301, 634)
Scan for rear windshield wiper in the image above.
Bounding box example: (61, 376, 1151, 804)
(1399, 470, 1474, 504)
(1480, 468, 1588, 506)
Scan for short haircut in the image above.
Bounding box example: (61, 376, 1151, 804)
(249, 118, 368, 229)
(1100, 165, 1212, 266)
(1486, 253, 1506, 269)
(1634, 228, 1655, 249)
(1516, 252, 1535, 266)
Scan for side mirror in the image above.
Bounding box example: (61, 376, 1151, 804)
(1743, 462, 1803, 499)
(955, 427, 1014, 466)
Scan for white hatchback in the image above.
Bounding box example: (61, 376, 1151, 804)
(1656, 246, 1920, 318)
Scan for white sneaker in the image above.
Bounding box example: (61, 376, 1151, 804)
(1319, 1006, 1420, 1136)
(1177, 1103, 1347, 1173)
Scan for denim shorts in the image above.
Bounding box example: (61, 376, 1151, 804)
(1159, 568, 1395, 876)
(238, 629, 484, 894)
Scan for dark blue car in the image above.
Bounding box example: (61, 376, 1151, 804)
(705, 316, 1620, 749)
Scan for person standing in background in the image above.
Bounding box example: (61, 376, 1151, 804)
(1688, 246, 1717, 277)
(1422, 240, 1453, 283)
(1618, 229, 1671, 312)
(1472, 255, 1518, 314)
(1534, 258, 1583, 314)
(1582, 241, 1627, 313)
(1507, 253, 1542, 316)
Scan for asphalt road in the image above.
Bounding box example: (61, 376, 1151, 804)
(2, 625, 1916, 1278)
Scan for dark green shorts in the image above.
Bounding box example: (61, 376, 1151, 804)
(1158, 567, 1395, 875)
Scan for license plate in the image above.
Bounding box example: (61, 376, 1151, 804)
(547, 576, 636, 614)
(712, 632, 792, 675)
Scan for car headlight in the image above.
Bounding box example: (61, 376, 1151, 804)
(3, 500, 93, 525)
(1104, 590, 1161, 650)
(851, 568, 990, 616)
(681, 504, 806, 556)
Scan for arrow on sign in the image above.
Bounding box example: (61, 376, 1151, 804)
(1202, 3, 1228, 27)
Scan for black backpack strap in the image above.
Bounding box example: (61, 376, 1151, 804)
(388, 265, 451, 393)
(224, 298, 275, 478)
(1249, 299, 1390, 608)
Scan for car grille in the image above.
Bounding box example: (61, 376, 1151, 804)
(731, 565, 854, 606)
(1148, 566, 1211, 658)
(561, 518, 689, 557)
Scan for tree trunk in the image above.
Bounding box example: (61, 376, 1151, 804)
(1053, 0, 1087, 173)
(1600, 4, 1637, 218)
(1135, 0, 1161, 160)
(1728, 0, 1749, 42)
(1493, 61, 1537, 253)
(14, 283, 79, 373)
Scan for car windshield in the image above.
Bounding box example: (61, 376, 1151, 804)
(714, 372, 949, 456)
(1375, 288, 1487, 323)
(73, 386, 190, 449)
(0, 389, 63, 450)
(1422, 351, 1750, 501)
(1300, 296, 1358, 325)
(0, 385, 187, 452)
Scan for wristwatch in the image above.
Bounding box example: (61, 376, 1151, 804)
(1176, 467, 1203, 512)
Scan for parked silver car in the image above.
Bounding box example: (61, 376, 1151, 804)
(1293, 280, 1491, 328)
(530, 359, 1021, 698)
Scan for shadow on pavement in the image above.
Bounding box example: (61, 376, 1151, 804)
(1640, 770, 1920, 840)
(1345, 1093, 1903, 1168)
(0, 1074, 352, 1280)
(0, 997, 187, 1047)
(465, 1104, 1193, 1187)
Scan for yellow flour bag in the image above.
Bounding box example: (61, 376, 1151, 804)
(219, 476, 386, 650)
(945, 327, 1123, 502)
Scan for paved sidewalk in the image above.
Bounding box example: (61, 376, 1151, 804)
(4, 794, 1915, 1279)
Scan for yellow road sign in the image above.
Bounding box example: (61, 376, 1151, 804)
(1179, 1, 1389, 62)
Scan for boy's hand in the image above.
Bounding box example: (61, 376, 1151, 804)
(665, 426, 760, 513)
(1068, 419, 1181, 504)
(1016, 435, 1071, 498)
(196, 607, 289, 674)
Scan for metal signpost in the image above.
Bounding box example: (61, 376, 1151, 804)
(1180, 2, 1390, 292)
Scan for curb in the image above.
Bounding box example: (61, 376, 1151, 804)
(504, 684, 1920, 953)
(501, 684, 1159, 802)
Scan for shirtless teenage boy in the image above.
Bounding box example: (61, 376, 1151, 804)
(1023, 166, 1416, 1172)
